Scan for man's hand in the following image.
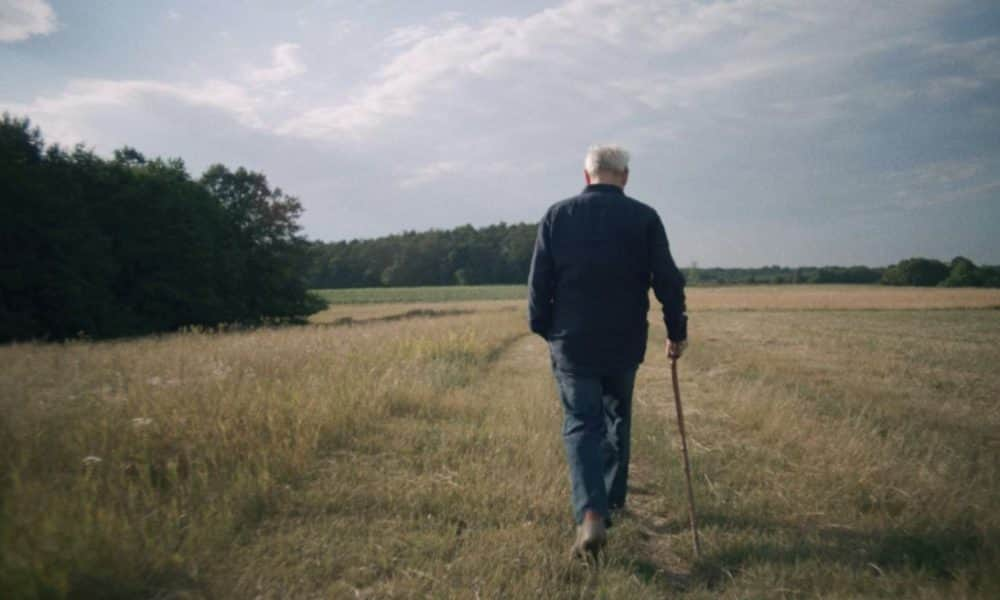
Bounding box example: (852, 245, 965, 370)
(666, 339, 687, 360)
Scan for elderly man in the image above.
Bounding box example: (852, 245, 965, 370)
(528, 144, 688, 559)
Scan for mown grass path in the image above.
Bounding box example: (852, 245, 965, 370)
(198, 326, 715, 599)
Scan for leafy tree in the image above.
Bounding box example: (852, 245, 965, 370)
(980, 266, 1000, 287)
(0, 114, 326, 342)
(1, 116, 114, 340)
(200, 165, 326, 320)
(881, 258, 950, 287)
(941, 256, 983, 287)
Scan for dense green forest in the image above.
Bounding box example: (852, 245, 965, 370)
(1, 114, 325, 342)
(305, 223, 535, 288)
(305, 225, 999, 289)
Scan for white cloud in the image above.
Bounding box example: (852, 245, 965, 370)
(886, 158, 999, 209)
(246, 43, 306, 84)
(614, 55, 813, 111)
(3, 42, 306, 147)
(277, 21, 502, 138)
(3, 78, 263, 145)
(892, 179, 1000, 209)
(383, 11, 464, 48)
(383, 24, 432, 48)
(395, 157, 549, 189)
(330, 19, 357, 38)
(276, 0, 958, 141)
(278, 3, 606, 139)
(0, 0, 56, 42)
(398, 160, 464, 189)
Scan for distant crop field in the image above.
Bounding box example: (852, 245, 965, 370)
(3, 286, 999, 598)
(688, 283, 1000, 311)
(313, 285, 526, 304)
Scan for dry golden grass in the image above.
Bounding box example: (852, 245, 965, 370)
(2, 286, 998, 598)
(631, 309, 1000, 597)
(687, 284, 1000, 311)
(0, 313, 526, 598)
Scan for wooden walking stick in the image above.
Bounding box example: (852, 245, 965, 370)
(671, 356, 702, 558)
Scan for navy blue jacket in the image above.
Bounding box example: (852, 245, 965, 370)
(528, 183, 687, 375)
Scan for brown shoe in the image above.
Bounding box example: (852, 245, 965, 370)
(570, 515, 607, 561)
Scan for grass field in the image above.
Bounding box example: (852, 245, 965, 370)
(2, 286, 999, 598)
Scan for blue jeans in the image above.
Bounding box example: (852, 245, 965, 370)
(552, 364, 637, 525)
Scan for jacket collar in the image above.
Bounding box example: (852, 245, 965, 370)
(583, 183, 625, 195)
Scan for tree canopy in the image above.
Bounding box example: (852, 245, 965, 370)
(305, 223, 536, 289)
(879, 257, 1000, 288)
(1, 114, 325, 342)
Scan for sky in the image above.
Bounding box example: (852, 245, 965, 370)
(2, 0, 999, 267)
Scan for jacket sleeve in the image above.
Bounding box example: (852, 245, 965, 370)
(648, 211, 688, 342)
(527, 213, 554, 339)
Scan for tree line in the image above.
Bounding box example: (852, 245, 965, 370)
(1, 114, 325, 343)
(692, 259, 999, 287)
(881, 256, 1000, 288)
(305, 223, 536, 288)
(306, 226, 999, 290)
(688, 264, 885, 285)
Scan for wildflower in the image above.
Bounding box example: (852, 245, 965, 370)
(82, 455, 102, 465)
(131, 417, 154, 428)
(148, 376, 162, 386)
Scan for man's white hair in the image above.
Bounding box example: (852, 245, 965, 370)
(584, 144, 630, 175)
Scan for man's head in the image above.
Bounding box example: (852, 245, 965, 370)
(584, 144, 630, 188)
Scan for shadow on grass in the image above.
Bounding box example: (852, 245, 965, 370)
(65, 569, 203, 600)
(625, 509, 993, 594)
(627, 556, 694, 592)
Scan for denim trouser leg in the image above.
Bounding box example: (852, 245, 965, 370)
(602, 369, 636, 510)
(553, 365, 637, 525)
